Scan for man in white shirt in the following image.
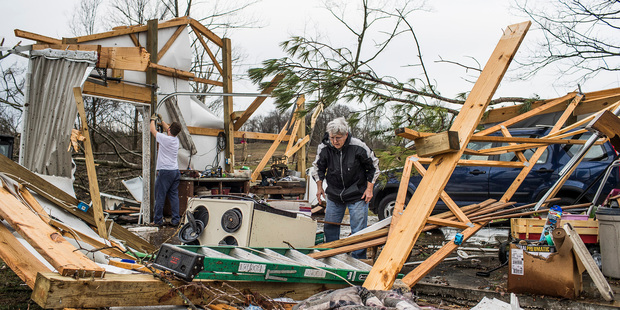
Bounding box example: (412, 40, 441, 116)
(150, 115, 182, 226)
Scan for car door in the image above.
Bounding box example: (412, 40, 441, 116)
(444, 141, 492, 206)
(488, 141, 554, 203)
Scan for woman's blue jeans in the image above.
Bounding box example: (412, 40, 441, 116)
(324, 198, 368, 259)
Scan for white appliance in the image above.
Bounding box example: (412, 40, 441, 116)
(185, 198, 317, 248)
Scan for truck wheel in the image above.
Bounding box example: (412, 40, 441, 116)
(377, 193, 410, 220)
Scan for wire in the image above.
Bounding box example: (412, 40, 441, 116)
(208, 132, 226, 170)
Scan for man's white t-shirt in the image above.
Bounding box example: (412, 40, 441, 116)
(156, 132, 179, 170)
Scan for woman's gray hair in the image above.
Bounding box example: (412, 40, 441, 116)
(326, 117, 349, 135)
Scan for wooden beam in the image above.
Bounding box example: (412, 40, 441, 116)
(500, 125, 527, 162)
(0, 220, 51, 288)
(411, 157, 471, 225)
(70, 16, 191, 43)
(414, 131, 459, 157)
(587, 110, 620, 150)
(363, 21, 531, 290)
(500, 91, 583, 204)
(83, 80, 151, 103)
(189, 19, 224, 48)
(14, 29, 62, 44)
(401, 224, 484, 286)
(296, 96, 308, 177)
(283, 135, 309, 158)
(546, 99, 620, 139)
(18, 185, 133, 260)
(192, 76, 224, 87)
(190, 24, 223, 75)
(158, 25, 186, 62)
(149, 62, 195, 79)
(250, 121, 290, 182)
(32, 272, 346, 308)
(98, 46, 150, 71)
(35, 45, 151, 71)
(234, 74, 285, 130)
(416, 157, 525, 168)
(0, 187, 105, 277)
(476, 93, 575, 135)
(74, 88, 107, 238)
(395, 127, 433, 140)
(308, 237, 388, 259)
(222, 38, 235, 171)
(0, 154, 155, 252)
(187, 126, 291, 141)
(470, 135, 590, 145)
(129, 33, 141, 47)
(285, 120, 302, 154)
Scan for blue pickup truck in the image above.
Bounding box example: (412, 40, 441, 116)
(370, 127, 620, 220)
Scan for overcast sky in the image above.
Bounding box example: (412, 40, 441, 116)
(3, 0, 620, 111)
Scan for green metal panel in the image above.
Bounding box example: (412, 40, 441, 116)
(177, 245, 399, 285)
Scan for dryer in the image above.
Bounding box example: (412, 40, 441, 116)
(185, 197, 317, 248)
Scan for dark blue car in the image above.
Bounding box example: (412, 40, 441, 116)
(370, 127, 620, 220)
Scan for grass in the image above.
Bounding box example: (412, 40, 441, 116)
(0, 259, 43, 310)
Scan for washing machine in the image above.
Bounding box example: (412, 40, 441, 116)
(185, 197, 317, 248)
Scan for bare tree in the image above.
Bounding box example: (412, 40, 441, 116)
(514, 0, 620, 83)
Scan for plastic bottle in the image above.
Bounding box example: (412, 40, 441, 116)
(539, 205, 563, 244)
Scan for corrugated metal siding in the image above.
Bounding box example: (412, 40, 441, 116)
(22, 51, 95, 177)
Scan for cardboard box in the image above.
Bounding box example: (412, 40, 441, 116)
(508, 239, 584, 299)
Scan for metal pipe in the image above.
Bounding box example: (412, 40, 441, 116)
(155, 91, 271, 112)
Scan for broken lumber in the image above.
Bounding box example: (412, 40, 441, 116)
(31, 273, 347, 308)
(564, 222, 615, 301)
(363, 21, 531, 290)
(0, 154, 155, 252)
(413, 131, 460, 157)
(74, 88, 107, 238)
(0, 221, 51, 288)
(0, 187, 105, 277)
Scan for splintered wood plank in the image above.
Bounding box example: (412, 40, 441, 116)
(74, 88, 107, 239)
(32, 273, 347, 308)
(0, 154, 155, 253)
(0, 221, 51, 288)
(0, 187, 104, 277)
(234, 74, 285, 130)
(363, 21, 531, 290)
(250, 120, 290, 182)
(99, 47, 150, 71)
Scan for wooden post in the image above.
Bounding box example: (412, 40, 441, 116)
(362, 21, 530, 290)
(296, 95, 307, 177)
(146, 19, 158, 223)
(222, 38, 235, 172)
(73, 88, 107, 238)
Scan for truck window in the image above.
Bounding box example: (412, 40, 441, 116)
(462, 141, 493, 160)
(563, 132, 608, 161)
